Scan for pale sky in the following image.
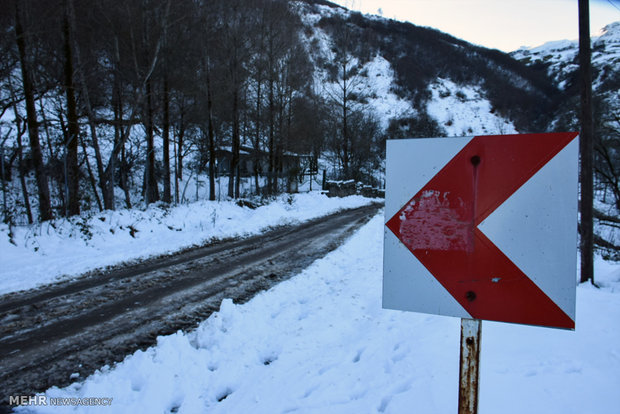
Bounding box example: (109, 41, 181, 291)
(329, 0, 620, 52)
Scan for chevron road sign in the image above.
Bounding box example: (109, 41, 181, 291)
(383, 133, 579, 329)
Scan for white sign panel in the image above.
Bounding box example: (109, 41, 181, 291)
(383, 133, 579, 329)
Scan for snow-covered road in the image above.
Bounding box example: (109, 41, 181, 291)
(1, 204, 380, 409)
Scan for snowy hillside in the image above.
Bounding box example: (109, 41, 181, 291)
(297, 4, 416, 131)
(294, 0, 560, 136)
(19, 213, 620, 414)
(358, 56, 415, 130)
(511, 22, 620, 91)
(427, 78, 517, 136)
(512, 39, 578, 89)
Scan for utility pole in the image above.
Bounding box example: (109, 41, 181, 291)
(1, 139, 7, 223)
(578, 0, 594, 284)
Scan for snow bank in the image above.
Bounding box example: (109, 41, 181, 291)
(21, 213, 620, 414)
(0, 192, 375, 295)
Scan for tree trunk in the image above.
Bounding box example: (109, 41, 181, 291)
(120, 144, 132, 209)
(16, 125, 33, 224)
(139, 0, 168, 205)
(162, 75, 171, 203)
(207, 62, 216, 201)
(144, 78, 159, 204)
(174, 131, 179, 203)
(15, 1, 52, 221)
(234, 87, 241, 199)
(80, 136, 103, 212)
(174, 109, 186, 203)
(38, 97, 65, 212)
(110, 72, 123, 210)
(68, 0, 113, 211)
(275, 89, 285, 193)
(63, 3, 80, 216)
(113, 65, 131, 211)
(0, 142, 8, 223)
(229, 83, 240, 199)
(286, 86, 293, 192)
(254, 78, 262, 195)
(341, 59, 350, 179)
(178, 128, 184, 182)
(268, 76, 275, 194)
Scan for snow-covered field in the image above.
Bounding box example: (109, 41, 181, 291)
(0, 192, 374, 295)
(17, 212, 620, 414)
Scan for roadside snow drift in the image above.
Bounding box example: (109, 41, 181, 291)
(21, 213, 620, 414)
(0, 193, 374, 295)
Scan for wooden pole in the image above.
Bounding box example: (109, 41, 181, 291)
(458, 318, 482, 414)
(578, 0, 594, 284)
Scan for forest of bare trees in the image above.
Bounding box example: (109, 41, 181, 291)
(1, 0, 385, 224)
(4, 0, 618, 243)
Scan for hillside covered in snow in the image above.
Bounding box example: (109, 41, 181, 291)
(295, 0, 561, 134)
(512, 21, 620, 257)
(511, 21, 620, 93)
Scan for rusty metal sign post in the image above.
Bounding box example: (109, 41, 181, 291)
(458, 318, 482, 414)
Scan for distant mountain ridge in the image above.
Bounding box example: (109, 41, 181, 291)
(511, 21, 620, 95)
(293, 0, 566, 135)
(511, 20, 619, 145)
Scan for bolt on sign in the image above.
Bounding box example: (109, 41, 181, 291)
(383, 133, 579, 329)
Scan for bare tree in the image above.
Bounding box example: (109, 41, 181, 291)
(324, 22, 367, 179)
(215, 0, 252, 199)
(7, 80, 33, 223)
(62, 0, 80, 216)
(0, 0, 349, 220)
(14, 0, 52, 221)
